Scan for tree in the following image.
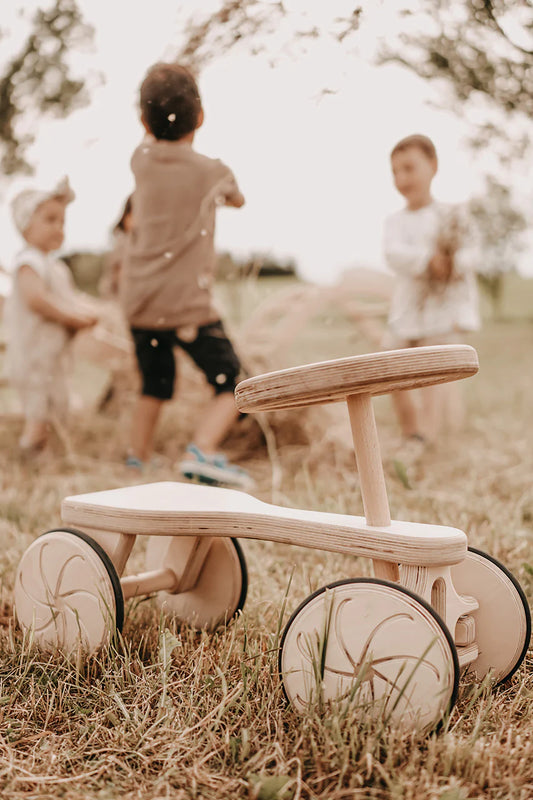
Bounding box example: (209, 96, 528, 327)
(177, 1, 362, 70)
(176, 1, 533, 164)
(383, 1, 533, 113)
(379, 1, 533, 165)
(468, 175, 528, 317)
(0, 0, 94, 175)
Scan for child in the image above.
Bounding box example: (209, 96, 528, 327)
(6, 177, 99, 454)
(121, 62, 252, 489)
(383, 134, 480, 444)
(98, 195, 133, 299)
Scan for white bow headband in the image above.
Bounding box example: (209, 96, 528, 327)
(11, 177, 75, 234)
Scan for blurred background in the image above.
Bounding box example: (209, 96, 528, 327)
(0, 0, 532, 294)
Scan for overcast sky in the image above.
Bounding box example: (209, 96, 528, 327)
(0, 0, 530, 283)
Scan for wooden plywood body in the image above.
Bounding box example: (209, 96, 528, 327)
(61, 481, 467, 567)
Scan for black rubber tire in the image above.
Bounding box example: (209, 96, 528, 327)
(40, 527, 125, 634)
(230, 537, 248, 617)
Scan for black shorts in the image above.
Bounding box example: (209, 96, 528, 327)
(131, 321, 242, 401)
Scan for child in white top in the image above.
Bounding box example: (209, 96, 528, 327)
(383, 135, 480, 443)
(6, 178, 98, 454)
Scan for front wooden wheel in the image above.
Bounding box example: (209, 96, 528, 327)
(145, 536, 248, 630)
(451, 547, 531, 684)
(14, 528, 124, 655)
(279, 578, 459, 732)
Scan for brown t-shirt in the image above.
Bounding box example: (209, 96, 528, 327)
(121, 137, 242, 328)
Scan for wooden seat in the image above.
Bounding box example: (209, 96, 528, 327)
(235, 344, 479, 412)
(61, 482, 467, 567)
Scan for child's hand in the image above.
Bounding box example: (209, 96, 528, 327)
(428, 249, 453, 282)
(68, 312, 99, 335)
(78, 313, 99, 329)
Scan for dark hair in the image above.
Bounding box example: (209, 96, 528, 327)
(114, 195, 133, 233)
(140, 63, 202, 141)
(391, 134, 437, 162)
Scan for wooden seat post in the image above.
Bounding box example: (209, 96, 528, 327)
(346, 393, 399, 582)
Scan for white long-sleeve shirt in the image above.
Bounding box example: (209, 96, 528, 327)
(383, 201, 480, 341)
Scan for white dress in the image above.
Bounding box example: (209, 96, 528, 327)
(383, 201, 481, 344)
(5, 246, 74, 419)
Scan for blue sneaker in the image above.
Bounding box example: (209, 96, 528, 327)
(125, 454, 167, 472)
(125, 455, 144, 471)
(179, 444, 255, 491)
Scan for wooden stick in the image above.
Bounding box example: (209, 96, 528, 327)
(121, 568, 177, 600)
(346, 393, 398, 581)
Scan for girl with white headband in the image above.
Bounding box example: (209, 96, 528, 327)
(6, 177, 99, 455)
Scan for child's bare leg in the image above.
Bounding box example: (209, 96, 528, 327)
(443, 381, 464, 431)
(419, 384, 446, 443)
(20, 419, 48, 451)
(418, 332, 461, 440)
(391, 389, 420, 438)
(130, 395, 163, 461)
(192, 391, 239, 453)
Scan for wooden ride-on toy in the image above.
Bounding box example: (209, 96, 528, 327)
(14, 345, 530, 732)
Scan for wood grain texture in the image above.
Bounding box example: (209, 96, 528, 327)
(347, 393, 391, 526)
(61, 482, 467, 566)
(346, 393, 398, 581)
(234, 345, 479, 412)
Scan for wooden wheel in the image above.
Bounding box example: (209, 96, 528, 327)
(144, 536, 247, 630)
(14, 528, 124, 654)
(451, 547, 531, 684)
(279, 578, 459, 731)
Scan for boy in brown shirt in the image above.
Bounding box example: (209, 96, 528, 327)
(121, 62, 252, 489)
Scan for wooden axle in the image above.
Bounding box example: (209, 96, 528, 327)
(75, 529, 214, 600)
(122, 536, 215, 599)
(122, 567, 177, 600)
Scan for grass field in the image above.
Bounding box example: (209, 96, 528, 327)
(0, 272, 532, 799)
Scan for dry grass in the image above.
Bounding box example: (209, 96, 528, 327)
(0, 275, 532, 798)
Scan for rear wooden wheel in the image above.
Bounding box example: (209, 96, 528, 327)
(451, 547, 531, 684)
(145, 535, 247, 630)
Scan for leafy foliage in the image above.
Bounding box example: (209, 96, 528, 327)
(469, 175, 528, 275)
(468, 175, 528, 316)
(177, 1, 362, 69)
(176, 1, 533, 168)
(380, 1, 533, 163)
(382, 1, 533, 113)
(0, 0, 93, 174)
